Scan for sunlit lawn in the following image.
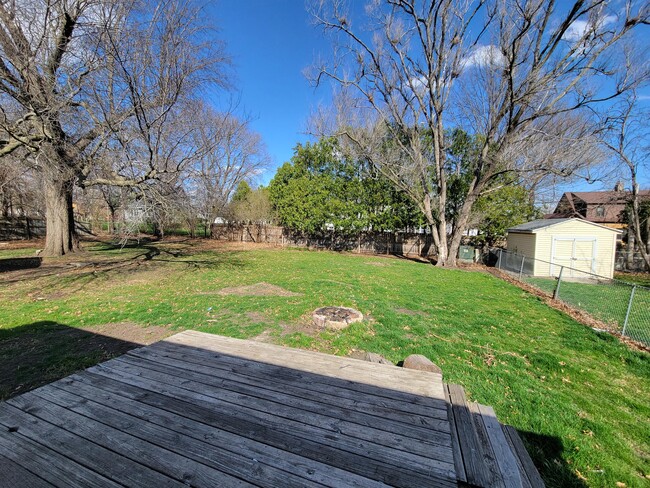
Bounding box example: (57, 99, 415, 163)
(526, 276, 650, 345)
(1, 240, 648, 487)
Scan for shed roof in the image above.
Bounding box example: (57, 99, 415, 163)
(507, 218, 622, 234)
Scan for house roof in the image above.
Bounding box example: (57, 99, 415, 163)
(548, 190, 650, 223)
(507, 218, 622, 234)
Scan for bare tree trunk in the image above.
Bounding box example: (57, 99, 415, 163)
(627, 230, 635, 271)
(630, 188, 650, 271)
(43, 177, 79, 256)
(109, 207, 117, 234)
(436, 222, 449, 267)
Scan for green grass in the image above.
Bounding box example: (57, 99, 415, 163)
(616, 272, 650, 287)
(0, 240, 648, 487)
(526, 276, 650, 345)
(0, 246, 40, 258)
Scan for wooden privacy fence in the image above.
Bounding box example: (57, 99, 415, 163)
(0, 217, 45, 240)
(211, 223, 435, 256)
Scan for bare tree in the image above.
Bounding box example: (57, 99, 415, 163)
(599, 90, 650, 270)
(188, 108, 270, 235)
(0, 155, 41, 218)
(310, 0, 648, 266)
(0, 0, 227, 255)
(232, 186, 274, 224)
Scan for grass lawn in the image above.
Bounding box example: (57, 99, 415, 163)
(526, 276, 650, 345)
(1, 239, 648, 487)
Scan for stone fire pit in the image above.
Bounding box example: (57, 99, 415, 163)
(312, 306, 363, 330)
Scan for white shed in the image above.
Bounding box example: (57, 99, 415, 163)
(506, 218, 622, 279)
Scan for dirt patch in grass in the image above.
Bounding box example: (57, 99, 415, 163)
(251, 329, 275, 343)
(394, 307, 429, 317)
(0, 321, 173, 400)
(279, 320, 321, 337)
(217, 282, 301, 297)
(80, 322, 174, 345)
(245, 311, 270, 324)
(0, 239, 45, 250)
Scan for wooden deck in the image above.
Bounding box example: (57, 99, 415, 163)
(0, 331, 459, 487)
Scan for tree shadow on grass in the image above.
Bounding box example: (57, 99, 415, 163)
(0, 321, 146, 401)
(0, 240, 247, 287)
(519, 430, 588, 488)
(0, 257, 42, 273)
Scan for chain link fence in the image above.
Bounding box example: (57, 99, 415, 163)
(494, 249, 650, 347)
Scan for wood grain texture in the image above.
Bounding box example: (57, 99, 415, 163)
(49, 375, 390, 488)
(166, 330, 446, 399)
(0, 452, 56, 488)
(445, 384, 467, 484)
(504, 425, 546, 488)
(115, 352, 451, 444)
(86, 361, 457, 486)
(477, 404, 523, 488)
(145, 341, 446, 419)
(467, 401, 505, 488)
(139, 341, 449, 420)
(0, 403, 183, 488)
(0, 331, 462, 487)
(447, 383, 493, 488)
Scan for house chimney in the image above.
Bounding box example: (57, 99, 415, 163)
(614, 180, 624, 192)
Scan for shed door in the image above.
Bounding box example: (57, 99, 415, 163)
(551, 237, 597, 277)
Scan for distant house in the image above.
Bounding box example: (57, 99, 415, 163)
(546, 186, 650, 230)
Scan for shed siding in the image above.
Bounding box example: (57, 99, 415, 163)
(505, 233, 538, 274)
(506, 233, 536, 257)
(534, 221, 617, 278)
(506, 219, 619, 279)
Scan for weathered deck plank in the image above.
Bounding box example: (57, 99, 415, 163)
(50, 375, 390, 488)
(477, 404, 523, 488)
(447, 383, 493, 487)
(504, 425, 546, 488)
(87, 363, 457, 486)
(135, 341, 449, 421)
(168, 330, 446, 399)
(0, 403, 184, 488)
(7, 391, 255, 488)
(0, 331, 458, 487)
(115, 352, 451, 444)
(0, 452, 62, 488)
(0, 426, 122, 488)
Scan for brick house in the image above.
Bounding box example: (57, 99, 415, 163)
(546, 188, 650, 230)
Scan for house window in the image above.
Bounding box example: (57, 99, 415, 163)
(595, 206, 605, 217)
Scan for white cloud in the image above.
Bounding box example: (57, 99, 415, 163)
(409, 75, 428, 91)
(563, 15, 617, 42)
(462, 45, 506, 70)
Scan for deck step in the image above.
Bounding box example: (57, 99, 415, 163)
(445, 384, 544, 487)
(502, 425, 545, 488)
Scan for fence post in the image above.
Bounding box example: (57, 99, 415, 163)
(497, 249, 503, 270)
(518, 256, 525, 280)
(622, 285, 636, 337)
(553, 266, 564, 300)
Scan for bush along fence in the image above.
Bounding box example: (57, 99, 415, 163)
(210, 223, 437, 256)
(494, 249, 650, 347)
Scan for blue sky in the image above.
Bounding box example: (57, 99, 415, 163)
(211, 1, 331, 185)
(210, 1, 649, 193)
